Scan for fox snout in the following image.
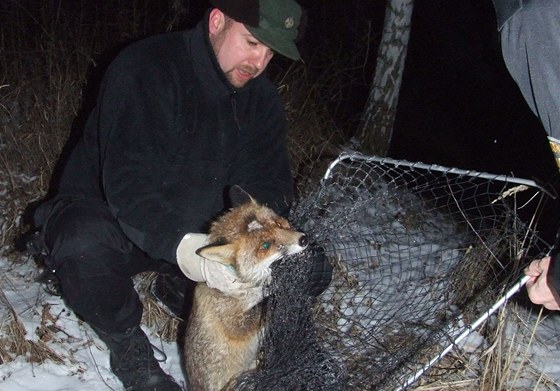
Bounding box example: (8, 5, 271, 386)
(286, 233, 308, 255)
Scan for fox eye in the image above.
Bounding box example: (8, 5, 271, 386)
(261, 241, 271, 250)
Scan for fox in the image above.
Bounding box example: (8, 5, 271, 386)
(183, 186, 309, 391)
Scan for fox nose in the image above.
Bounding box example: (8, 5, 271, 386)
(299, 234, 309, 248)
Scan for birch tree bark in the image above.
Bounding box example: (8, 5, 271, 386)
(357, 0, 414, 156)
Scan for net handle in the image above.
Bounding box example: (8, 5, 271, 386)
(394, 274, 531, 391)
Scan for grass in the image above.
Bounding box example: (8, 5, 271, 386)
(415, 303, 560, 391)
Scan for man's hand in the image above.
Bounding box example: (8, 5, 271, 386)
(525, 256, 560, 311)
(176, 233, 257, 296)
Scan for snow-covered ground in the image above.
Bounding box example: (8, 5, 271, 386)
(0, 256, 186, 390)
(503, 306, 560, 390)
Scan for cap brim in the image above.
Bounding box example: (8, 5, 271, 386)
(246, 25, 301, 61)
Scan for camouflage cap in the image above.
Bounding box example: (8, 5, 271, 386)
(210, 0, 303, 61)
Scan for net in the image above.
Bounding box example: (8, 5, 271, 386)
(231, 152, 555, 390)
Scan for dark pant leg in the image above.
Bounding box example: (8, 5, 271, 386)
(43, 198, 160, 334)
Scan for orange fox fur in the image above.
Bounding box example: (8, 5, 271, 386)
(183, 189, 308, 391)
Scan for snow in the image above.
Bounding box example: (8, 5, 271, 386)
(503, 307, 560, 389)
(0, 256, 186, 390)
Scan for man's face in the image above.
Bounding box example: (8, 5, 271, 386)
(209, 9, 274, 88)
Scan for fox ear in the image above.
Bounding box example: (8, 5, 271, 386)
(229, 185, 255, 208)
(197, 243, 236, 267)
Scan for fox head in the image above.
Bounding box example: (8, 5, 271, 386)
(197, 186, 308, 284)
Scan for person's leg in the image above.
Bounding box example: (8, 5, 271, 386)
(500, 1, 560, 138)
(42, 198, 181, 390)
(44, 198, 145, 333)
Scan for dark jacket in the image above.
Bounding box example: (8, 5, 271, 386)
(35, 17, 294, 263)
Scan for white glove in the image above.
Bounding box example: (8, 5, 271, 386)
(176, 233, 257, 297)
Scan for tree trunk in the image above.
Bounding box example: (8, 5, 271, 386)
(357, 0, 414, 156)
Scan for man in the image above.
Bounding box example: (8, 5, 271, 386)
(492, 0, 560, 311)
(33, 1, 309, 389)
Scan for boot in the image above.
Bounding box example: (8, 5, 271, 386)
(96, 325, 182, 391)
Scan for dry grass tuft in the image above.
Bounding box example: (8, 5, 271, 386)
(0, 288, 64, 365)
(407, 302, 560, 391)
(135, 272, 182, 342)
(479, 304, 560, 391)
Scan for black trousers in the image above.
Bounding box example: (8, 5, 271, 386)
(41, 198, 177, 334)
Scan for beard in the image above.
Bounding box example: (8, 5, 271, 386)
(224, 65, 258, 88)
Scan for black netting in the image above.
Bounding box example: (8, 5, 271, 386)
(230, 153, 554, 390)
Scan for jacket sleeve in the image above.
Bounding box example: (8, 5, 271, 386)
(550, 228, 560, 294)
(551, 254, 560, 294)
(229, 91, 294, 218)
(491, 0, 523, 31)
(96, 50, 190, 262)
